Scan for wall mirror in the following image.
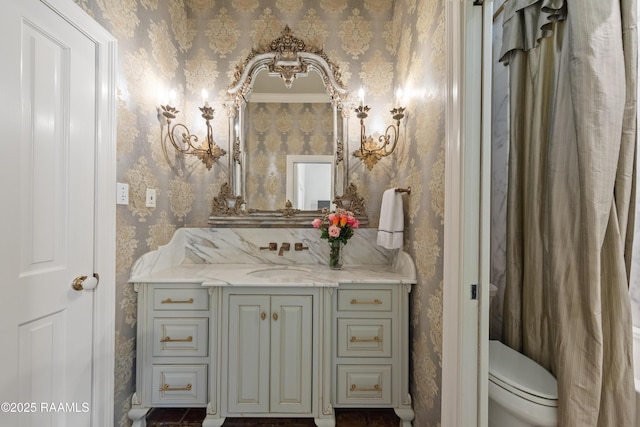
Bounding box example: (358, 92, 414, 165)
(209, 26, 368, 226)
(241, 69, 334, 211)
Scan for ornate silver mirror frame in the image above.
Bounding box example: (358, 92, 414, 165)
(208, 26, 368, 227)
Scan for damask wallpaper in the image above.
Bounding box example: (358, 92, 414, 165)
(72, 1, 445, 426)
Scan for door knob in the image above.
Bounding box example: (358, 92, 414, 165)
(72, 274, 99, 291)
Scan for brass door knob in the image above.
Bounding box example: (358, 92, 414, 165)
(272, 312, 279, 321)
(72, 274, 99, 291)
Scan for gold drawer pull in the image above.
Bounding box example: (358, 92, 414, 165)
(350, 383, 380, 392)
(159, 383, 192, 392)
(161, 297, 194, 304)
(160, 335, 193, 343)
(261, 311, 267, 320)
(350, 298, 382, 305)
(272, 312, 279, 321)
(351, 336, 381, 343)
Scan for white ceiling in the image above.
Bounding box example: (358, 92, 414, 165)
(248, 68, 331, 103)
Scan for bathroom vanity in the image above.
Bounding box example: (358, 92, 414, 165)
(127, 228, 415, 427)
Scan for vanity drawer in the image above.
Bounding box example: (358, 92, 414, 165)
(151, 364, 207, 406)
(336, 365, 392, 405)
(153, 318, 208, 357)
(337, 289, 392, 312)
(153, 287, 209, 311)
(337, 318, 391, 357)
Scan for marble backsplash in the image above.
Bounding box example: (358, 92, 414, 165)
(130, 227, 397, 280)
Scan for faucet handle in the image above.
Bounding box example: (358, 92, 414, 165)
(294, 243, 309, 251)
(260, 242, 278, 251)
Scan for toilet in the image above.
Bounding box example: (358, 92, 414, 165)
(488, 340, 558, 426)
(488, 285, 558, 426)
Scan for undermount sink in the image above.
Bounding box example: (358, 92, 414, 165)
(247, 266, 311, 279)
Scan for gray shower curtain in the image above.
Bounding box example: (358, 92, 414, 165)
(500, 0, 637, 425)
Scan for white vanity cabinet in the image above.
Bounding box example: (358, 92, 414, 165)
(127, 226, 416, 427)
(333, 283, 414, 426)
(129, 283, 217, 426)
(223, 291, 314, 415)
(129, 281, 413, 427)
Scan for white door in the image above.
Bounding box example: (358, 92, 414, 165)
(442, 1, 493, 426)
(0, 0, 109, 426)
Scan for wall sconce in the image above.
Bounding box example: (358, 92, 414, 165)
(159, 89, 226, 170)
(353, 87, 405, 170)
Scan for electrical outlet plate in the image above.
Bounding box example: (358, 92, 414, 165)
(146, 188, 156, 208)
(116, 183, 129, 205)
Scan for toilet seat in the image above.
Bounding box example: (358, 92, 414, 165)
(489, 340, 558, 407)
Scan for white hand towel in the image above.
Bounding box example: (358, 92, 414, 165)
(377, 188, 404, 249)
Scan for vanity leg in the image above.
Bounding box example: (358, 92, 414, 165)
(394, 407, 414, 427)
(315, 406, 335, 427)
(127, 407, 150, 427)
(314, 416, 336, 427)
(201, 415, 225, 427)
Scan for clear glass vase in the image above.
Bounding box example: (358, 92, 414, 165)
(329, 240, 343, 270)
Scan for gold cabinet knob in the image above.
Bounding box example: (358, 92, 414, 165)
(159, 383, 192, 392)
(350, 298, 382, 305)
(350, 336, 381, 343)
(261, 312, 267, 320)
(272, 312, 279, 321)
(350, 383, 380, 392)
(161, 297, 194, 304)
(160, 335, 193, 343)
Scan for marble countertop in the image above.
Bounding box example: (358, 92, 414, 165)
(129, 228, 416, 287)
(130, 262, 415, 287)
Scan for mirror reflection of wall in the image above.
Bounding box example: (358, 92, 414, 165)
(243, 69, 335, 211)
(286, 155, 334, 211)
(295, 163, 331, 210)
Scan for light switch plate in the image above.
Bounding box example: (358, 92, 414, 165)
(116, 183, 129, 205)
(146, 188, 156, 208)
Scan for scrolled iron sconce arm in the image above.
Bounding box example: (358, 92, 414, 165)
(159, 104, 227, 171)
(353, 104, 406, 170)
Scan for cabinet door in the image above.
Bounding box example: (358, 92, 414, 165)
(227, 295, 270, 413)
(270, 295, 313, 414)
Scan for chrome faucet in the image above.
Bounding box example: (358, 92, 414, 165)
(278, 242, 290, 256)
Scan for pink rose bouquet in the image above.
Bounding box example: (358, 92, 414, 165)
(311, 208, 360, 245)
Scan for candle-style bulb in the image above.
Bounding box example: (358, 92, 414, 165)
(157, 86, 166, 106)
(201, 88, 209, 106)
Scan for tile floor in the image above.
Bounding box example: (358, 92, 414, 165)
(145, 407, 401, 427)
